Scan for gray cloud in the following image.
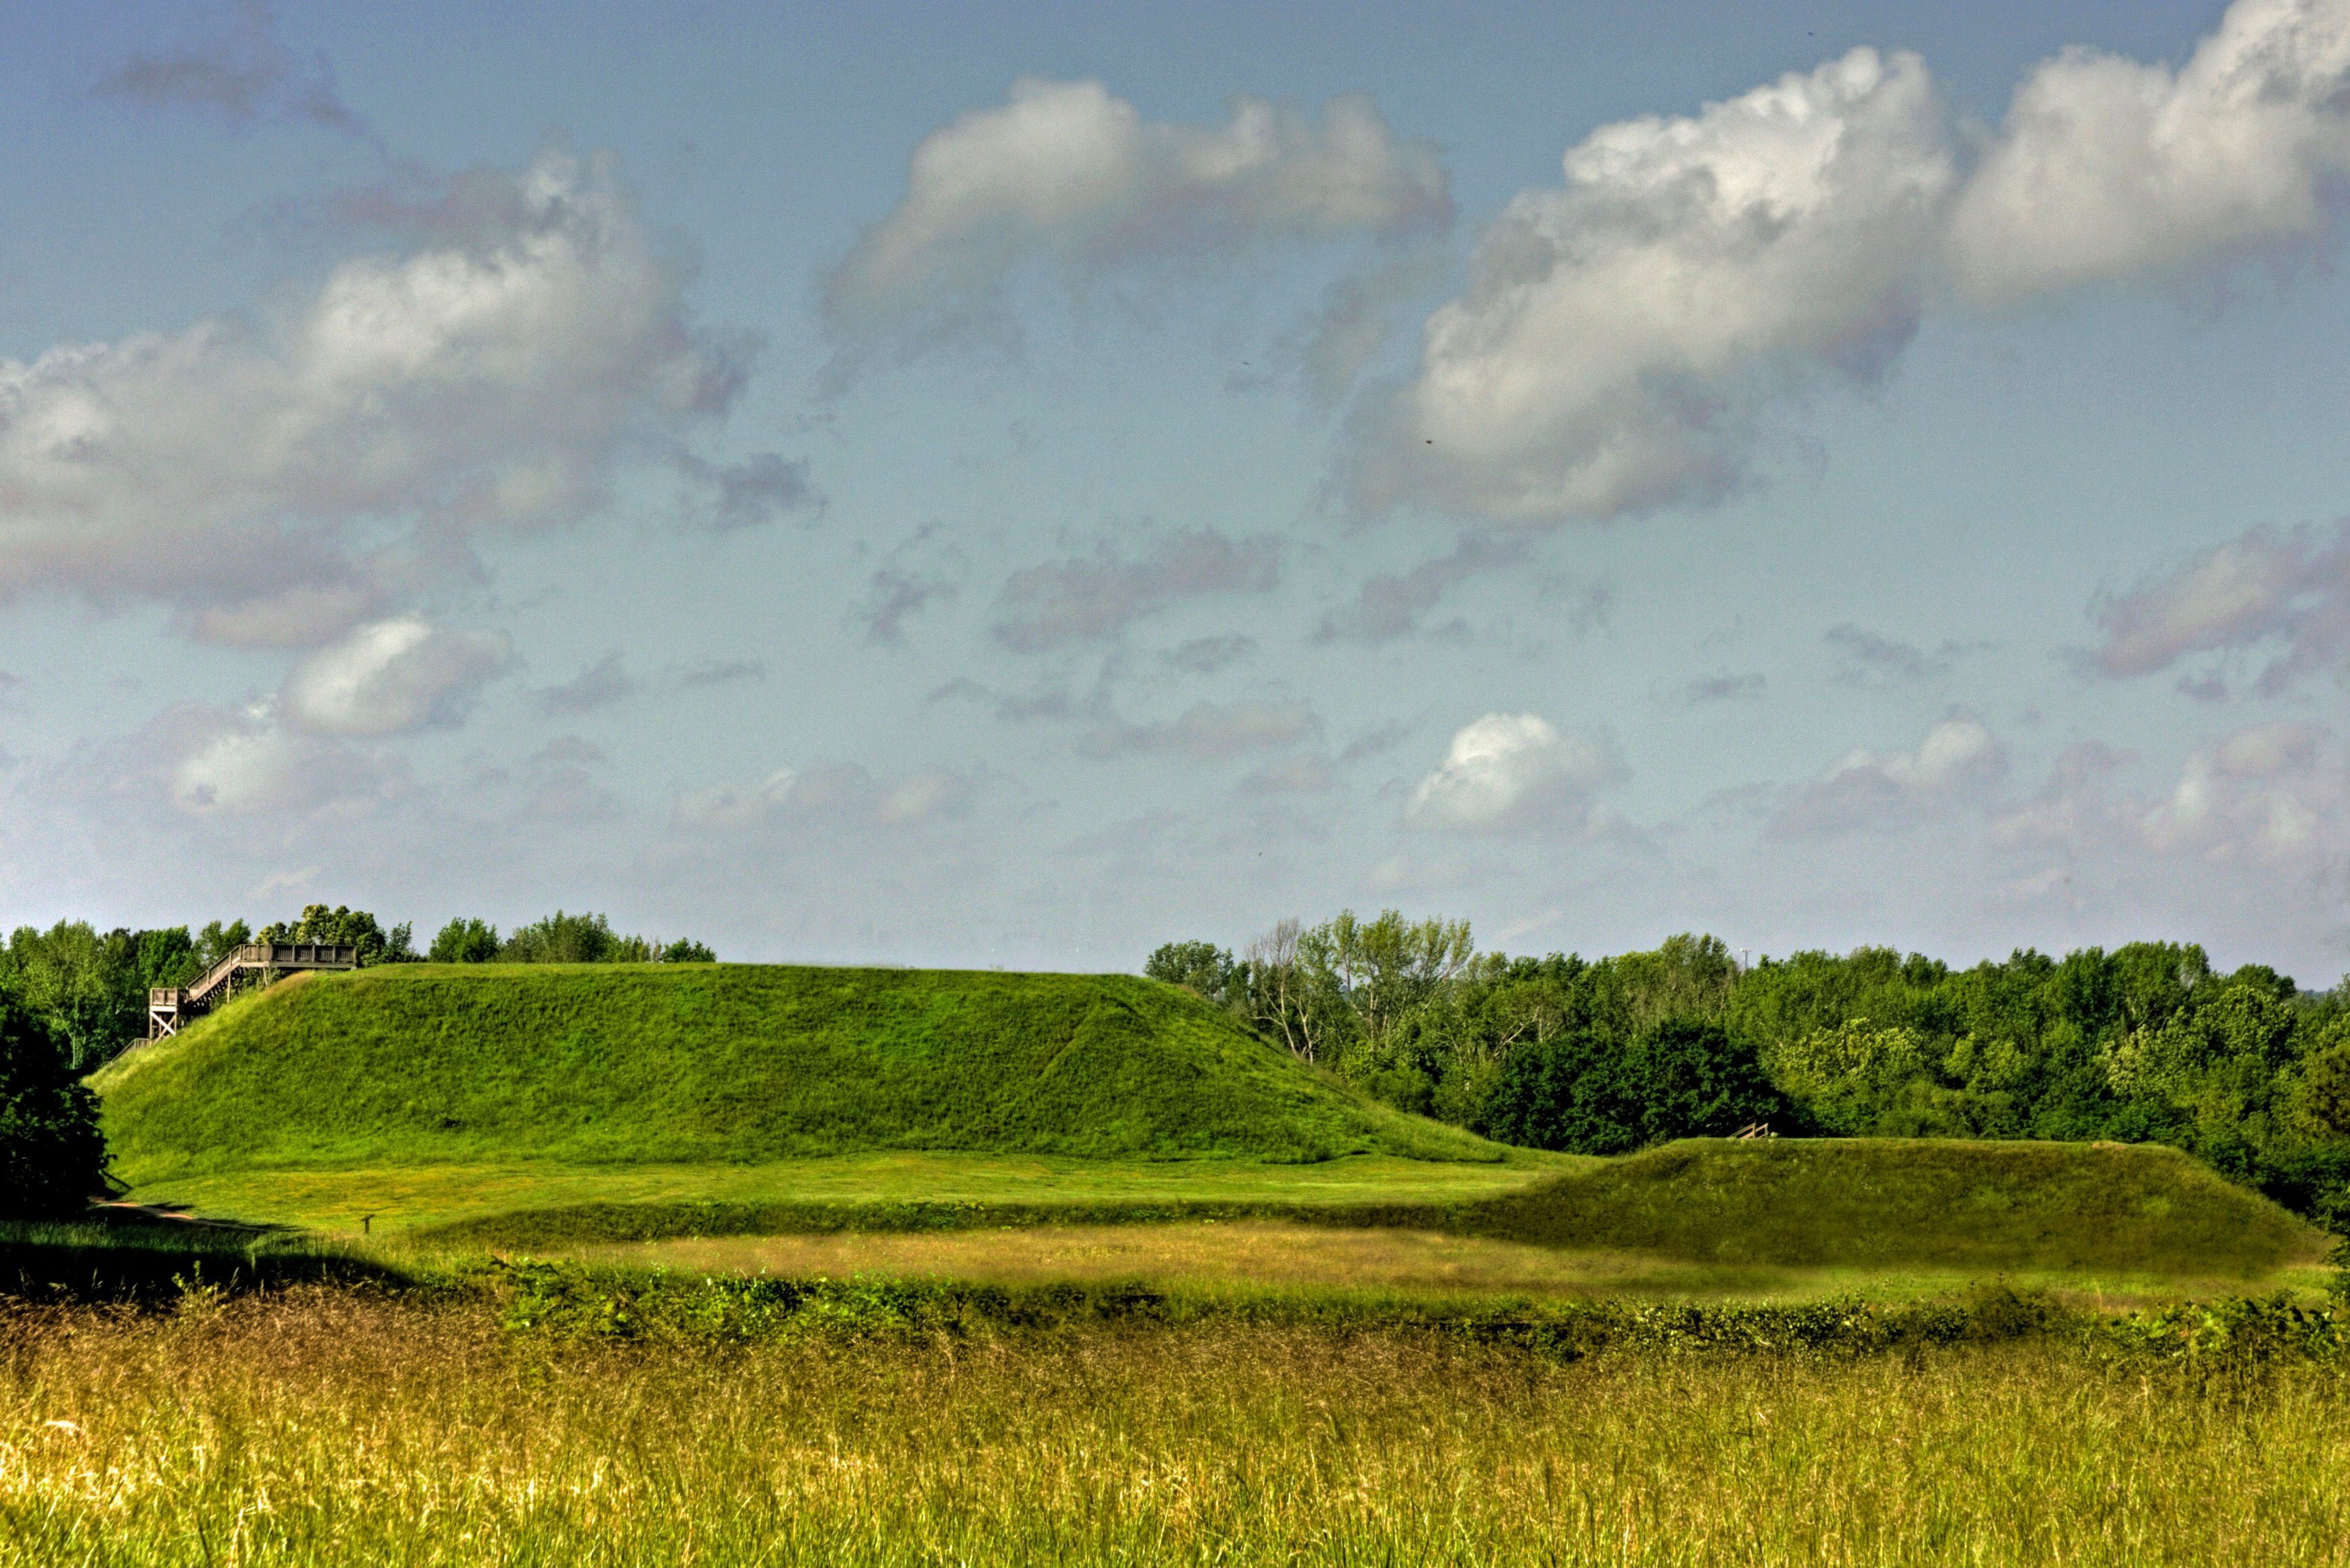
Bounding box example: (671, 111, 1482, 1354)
(2091, 519, 2350, 692)
(927, 676, 1089, 725)
(182, 582, 384, 649)
(675, 659, 766, 689)
(1316, 533, 1533, 644)
(1826, 623, 1987, 687)
(1240, 753, 1335, 795)
(1165, 635, 1257, 674)
(535, 652, 636, 716)
(862, 567, 958, 645)
(677, 761, 979, 832)
(1242, 253, 1444, 408)
(146, 702, 401, 818)
(677, 451, 822, 532)
(1079, 700, 1319, 763)
(1339, 721, 1412, 764)
(1679, 671, 1767, 704)
(518, 736, 624, 824)
(994, 528, 1280, 652)
(95, 2, 369, 138)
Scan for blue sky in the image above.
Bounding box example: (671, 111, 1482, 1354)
(5, 0, 2350, 978)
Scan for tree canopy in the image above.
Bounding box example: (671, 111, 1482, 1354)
(1151, 913, 2350, 1224)
(0, 991, 105, 1218)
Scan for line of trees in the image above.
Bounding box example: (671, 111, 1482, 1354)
(0, 906, 715, 1079)
(0, 903, 715, 1217)
(428, 911, 715, 966)
(1148, 914, 2350, 1225)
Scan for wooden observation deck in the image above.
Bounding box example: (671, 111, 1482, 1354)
(146, 943, 359, 1040)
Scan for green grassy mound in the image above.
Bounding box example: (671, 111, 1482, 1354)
(1463, 1138, 2326, 1275)
(95, 965, 1501, 1182)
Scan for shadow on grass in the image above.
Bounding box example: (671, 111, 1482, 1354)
(1, 1204, 416, 1304)
(414, 1196, 1461, 1250)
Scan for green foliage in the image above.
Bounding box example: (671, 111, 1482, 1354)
(258, 905, 414, 966)
(1143, 941, 1233, 999)
(494, 909, 711, 963)
(94, 964, 1502, 1181)
(2300, 1031, 2350, 1138)
(1174, 919, 2350, 1219)
(193, 920, 251, 968)
(0, 993, 106, 1217)
(0, 921, 209, 1072)
(499, 909, 644, 963)
(428, 918, 501, 964)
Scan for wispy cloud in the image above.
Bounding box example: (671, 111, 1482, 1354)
(2091, 518, 2350, 693)
(95, 1, 371, 138)
(534, 652, 635, 717)
(1080, 700, 1319, 763)
(1316, 534, 1532, 644)
(994, 528, 1280, 652)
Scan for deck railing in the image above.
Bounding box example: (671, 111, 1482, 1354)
(144, 944, 363, 1038)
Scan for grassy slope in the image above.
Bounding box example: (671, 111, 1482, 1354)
(1465, 1138, 2327, 1275)
(95, 963, 1501, 1181)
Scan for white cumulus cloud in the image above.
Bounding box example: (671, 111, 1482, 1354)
(0, 149, 752, 635)
(159, 703, 391, 816)
(1406, 712, 1624, 831)
(1997, 722, 2350, 873)
(1357, 47, 1953, 524)
(281, 617, 513, 736)
(824, 78, 1449, 374)
(1357, 1, 2350, 528)
(1949, 0, 2350, 304)
(1774, 716, 2006, 837)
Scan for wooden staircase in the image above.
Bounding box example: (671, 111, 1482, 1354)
(146, 943, 359, 1040)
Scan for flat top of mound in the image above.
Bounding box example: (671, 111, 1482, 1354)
(96, 964, 1502, 1181)
(1464, 1138, 2327, 1275)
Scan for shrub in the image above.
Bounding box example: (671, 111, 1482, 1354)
(430, 918, 502, 964)
(0, 992, 106, 1217)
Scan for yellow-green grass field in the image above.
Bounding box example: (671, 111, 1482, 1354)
(8, 1290, 2350, 1567)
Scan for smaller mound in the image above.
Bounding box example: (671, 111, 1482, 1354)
(97, 964, 1501, 1181)
(1463, 1138, 2324, 1275)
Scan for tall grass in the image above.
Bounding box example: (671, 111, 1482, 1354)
(7, 1290, 2350, 1565)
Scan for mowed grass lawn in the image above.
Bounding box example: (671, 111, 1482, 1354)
(121, 1149, 1582, 1236)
